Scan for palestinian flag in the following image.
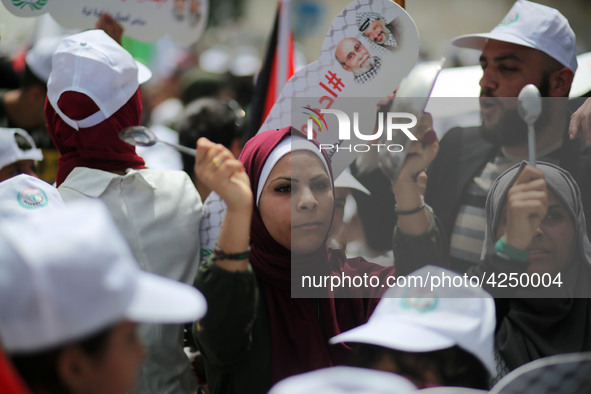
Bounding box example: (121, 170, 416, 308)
(246, 0, 295, 139)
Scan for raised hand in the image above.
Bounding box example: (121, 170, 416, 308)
(389, 113, 439, 235)
(503, 166, 548, 250)
(194, 138, 252, 212)
(393, 112, 439, 192)
(569, 97, 591, 147)
(195, 138, 252, 271)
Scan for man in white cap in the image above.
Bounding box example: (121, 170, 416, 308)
(0, 201, 207, 394)
(423, 0, 591, 273)
(0, 128, 43, 182)
(330, 266, 496, 390)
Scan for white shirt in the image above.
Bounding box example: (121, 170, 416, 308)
(58, 166, 203, 394)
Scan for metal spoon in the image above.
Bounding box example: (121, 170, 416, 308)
(517, 84, 542, 166)
(376, 58, 445, 182)
(119, 126, 196, 156)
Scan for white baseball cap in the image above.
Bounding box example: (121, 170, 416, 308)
(268, 366, 417, 394)
(0, 174, 65, 218)
(0, 128, 43, 170)
(452, 0, 577, 72)
(330, 266, 496, 376)
(25, 36, 63, 83)
(47, 30, 152, 131)
(0, 200, 206, 354)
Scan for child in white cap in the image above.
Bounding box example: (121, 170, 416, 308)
(0, 200, 206, 394)
(330, 266, 496, 390)
(0, 128, 43, 182)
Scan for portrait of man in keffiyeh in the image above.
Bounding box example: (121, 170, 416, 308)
(356, 11, 399, 54)
(334, 37, 382, 85)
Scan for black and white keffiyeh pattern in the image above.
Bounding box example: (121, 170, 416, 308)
(356, 12, 397, 54)
(353, 56, 381, 85)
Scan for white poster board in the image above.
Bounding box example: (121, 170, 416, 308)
(198, 0, 420, 262)
(1, 0, 208, 45)
(259, 0, 419, 176)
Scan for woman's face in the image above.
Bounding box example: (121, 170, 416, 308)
(496, 189, 575, 275)
(259, 151, 334, 254)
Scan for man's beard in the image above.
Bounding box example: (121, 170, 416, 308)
(479, 80, 551, 147)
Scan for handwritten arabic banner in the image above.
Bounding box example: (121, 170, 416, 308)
(0, 0, 208, 45)
(259, 0, 419, 177)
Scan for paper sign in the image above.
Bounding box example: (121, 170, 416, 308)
(1, 0, 49, 17)
(198, 0, 420, 264)
(0, 0, 208, 45)
(259, 0, 419, 177)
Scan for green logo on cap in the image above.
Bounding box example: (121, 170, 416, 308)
(17, 187, 48, 209)
(498, 11, 519, 27)
(400, 286, 438, 312)
(401, 297, 438, 312)
(10, 0, 48, 11)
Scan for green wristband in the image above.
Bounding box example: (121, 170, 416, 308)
(213, 246, 251, 261)
(494, 236, 529, 262)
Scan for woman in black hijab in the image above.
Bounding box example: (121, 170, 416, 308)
(480, 161, 591, 377)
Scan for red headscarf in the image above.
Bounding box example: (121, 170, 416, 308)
(45, 89, 146, 186)
(239, 127, 395, 383)
(0, 347, 30, 394)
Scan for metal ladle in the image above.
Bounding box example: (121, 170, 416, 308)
(119, 126, 196, 156)
(517, 84, 542, 166)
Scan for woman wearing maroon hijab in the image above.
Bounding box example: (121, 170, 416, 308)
(193, 122, 439, 393)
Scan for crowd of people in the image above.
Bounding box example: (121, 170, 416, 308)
(2, 0, 591, 393)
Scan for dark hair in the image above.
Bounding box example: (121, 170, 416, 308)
(177, 98, 245, 176)
(20, 64, 46, 90)
(0, 57, 20, 89)
(14, 132, 34, 151)
(10, 326, 112, 394)
(350, 344, 490, 390)
(180, 75, 227, 105)
(539, 52, 571, 97)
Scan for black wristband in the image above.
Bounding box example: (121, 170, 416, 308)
(213, 246, 251, 261)
(395, 201, 426, 215)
